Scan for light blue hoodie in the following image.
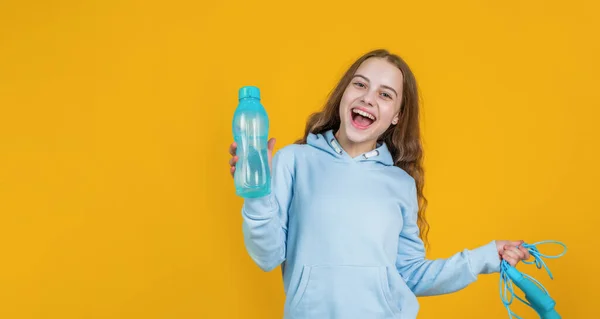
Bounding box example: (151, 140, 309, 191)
(241, 129, 501, 319)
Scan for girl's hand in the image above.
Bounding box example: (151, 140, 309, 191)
(229, 142, 237, 178)
(229, 138, 276, 178)
(496, 240, 531, 267)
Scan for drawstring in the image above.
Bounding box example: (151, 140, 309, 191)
(329, 138, 343, 154)
(363, 150, 379, 159)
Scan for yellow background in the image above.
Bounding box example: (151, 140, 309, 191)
(1, 0, 598, 318)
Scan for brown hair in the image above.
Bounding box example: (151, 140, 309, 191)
(295, 49, 430, 249)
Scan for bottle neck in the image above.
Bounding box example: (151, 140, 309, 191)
(239, 97, 260, 101)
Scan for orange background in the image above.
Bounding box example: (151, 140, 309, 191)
(1, 0, 598, 318)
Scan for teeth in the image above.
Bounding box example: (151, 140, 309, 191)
(352, 108, 376, 120)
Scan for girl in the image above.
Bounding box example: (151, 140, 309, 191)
(228, 49, 530, 319)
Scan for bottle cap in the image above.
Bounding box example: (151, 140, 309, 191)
(239, 86, 261, 100)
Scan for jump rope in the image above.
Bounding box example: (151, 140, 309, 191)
(499, 240, 568, 319)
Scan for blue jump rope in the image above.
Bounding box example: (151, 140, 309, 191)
(499, 240, 568, 319)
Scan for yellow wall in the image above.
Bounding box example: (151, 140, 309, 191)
(1, 0, 598, 318)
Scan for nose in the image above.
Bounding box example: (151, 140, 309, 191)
(361, 89, 377, 107)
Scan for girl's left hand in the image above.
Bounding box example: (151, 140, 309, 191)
(496, 240, 531, 266)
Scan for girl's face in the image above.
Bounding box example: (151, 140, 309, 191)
(338, 57, 403, 149)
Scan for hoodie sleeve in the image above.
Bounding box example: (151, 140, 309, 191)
(241, 147, 294, 272)
(395, 181, 501, 296)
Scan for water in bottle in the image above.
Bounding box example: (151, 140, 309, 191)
(232, 86, 271, 198)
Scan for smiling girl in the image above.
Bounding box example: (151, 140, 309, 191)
(229, 49, 529, 319)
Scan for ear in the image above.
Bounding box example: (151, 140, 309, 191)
(392, 104, 402, 125)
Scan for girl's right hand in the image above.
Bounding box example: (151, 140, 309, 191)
(229, 138, 276, 178)
(229, 142, 238, 178)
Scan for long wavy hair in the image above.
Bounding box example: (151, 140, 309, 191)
(294, 49, 430, 248)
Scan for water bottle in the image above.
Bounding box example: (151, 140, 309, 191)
(232, 86, 271, 198)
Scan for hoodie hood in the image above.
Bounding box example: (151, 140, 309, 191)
(306, 129, 394, 166)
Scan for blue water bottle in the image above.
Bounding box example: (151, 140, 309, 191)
(232, 86, 271, 198)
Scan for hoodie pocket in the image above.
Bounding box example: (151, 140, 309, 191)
(288, 265, 400, 319)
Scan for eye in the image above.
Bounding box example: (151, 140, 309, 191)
(380, 92, 392, 99)
(353, 82, 366, 88)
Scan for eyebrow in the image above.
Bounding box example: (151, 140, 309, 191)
(353, 74, 398, 98)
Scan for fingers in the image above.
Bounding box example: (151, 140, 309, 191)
(229, 142, 237, 178)
(510, 240, 525, 247)
(502, 254, 518, 267)
(229, 155, 238, 167)
(502, 243, 529, 266)
(231, 138, 275, 177)
(229, 142, 237, 156)
(509, 240, 530, 259)
(267, 138, 276, 154)
(502, 249, 518, 266)
(518, 245, 531, 260)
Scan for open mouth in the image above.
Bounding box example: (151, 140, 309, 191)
(350, 107, 377, 129)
